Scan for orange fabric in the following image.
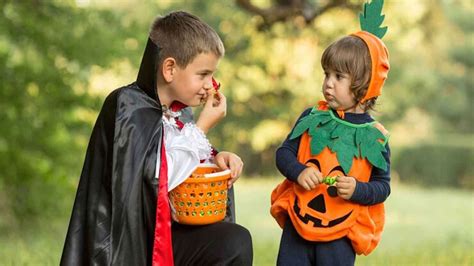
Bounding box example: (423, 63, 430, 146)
(318, 100, 329, 110)
(270, 103, 387, 255)
(336, 110, 345, 119)
(351, 31, 390, 103)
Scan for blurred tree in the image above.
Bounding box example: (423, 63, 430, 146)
(386, 1, 474, 188)
(0, 0, 141, 229)
(236, 0, 359, 30)
(380, 0, 473, 135)
(430, 2, 473, 133)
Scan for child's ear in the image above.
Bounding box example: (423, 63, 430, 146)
(162, 57, 176, 83)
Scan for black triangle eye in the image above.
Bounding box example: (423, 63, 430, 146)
(308, 194, 326, 213)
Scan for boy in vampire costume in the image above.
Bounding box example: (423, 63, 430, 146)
(61, 11, 253, 266)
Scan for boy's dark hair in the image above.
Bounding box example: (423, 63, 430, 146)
(321, 35, 376, 111)
(149, 11, 225, 68)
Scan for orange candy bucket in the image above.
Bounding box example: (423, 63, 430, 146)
(169, 164, 231, 225)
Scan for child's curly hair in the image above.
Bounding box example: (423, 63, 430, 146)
(321, 36, 376, 111)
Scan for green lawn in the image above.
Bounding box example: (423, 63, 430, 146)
(234, 178, 474, 266)
(1, 178, 473, 265)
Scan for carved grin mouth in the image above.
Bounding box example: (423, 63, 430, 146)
(293, 198, 352, 228)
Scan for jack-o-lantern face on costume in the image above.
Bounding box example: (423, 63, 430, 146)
(293, 157, 352, 228)
(288, 132, 373, 241)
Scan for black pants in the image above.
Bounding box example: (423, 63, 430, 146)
(172, 222, 253, 266)
(277, 220, 355, 266)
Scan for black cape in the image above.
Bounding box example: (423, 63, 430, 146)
(61, 38, 236, 265)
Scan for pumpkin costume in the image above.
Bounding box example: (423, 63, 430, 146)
(271, 0, 391, 262)
(271, 102, 390, 255)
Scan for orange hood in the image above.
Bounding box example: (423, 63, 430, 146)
(351, 31, 390, 102)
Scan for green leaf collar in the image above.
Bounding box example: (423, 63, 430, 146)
(290, 108, 388, 173)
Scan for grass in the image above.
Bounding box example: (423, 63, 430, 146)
(1, 178, 473, 265)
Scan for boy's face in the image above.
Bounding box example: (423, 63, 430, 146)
(170, 52, 220, 107)
(322, 69, 360, 113)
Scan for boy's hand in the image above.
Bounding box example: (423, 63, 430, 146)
(297, 167, 323, 190)
(196, 92, 226, 134)
(335, 176, 356, 199)
(214, 151, 243, 188)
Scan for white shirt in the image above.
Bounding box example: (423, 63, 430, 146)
(155, 114, 213, 191)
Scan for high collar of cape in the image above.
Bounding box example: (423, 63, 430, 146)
(135, 37, 174, 265)
(135, 37, 187, 112)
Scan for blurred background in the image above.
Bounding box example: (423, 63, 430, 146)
(0, 0, 472, 265)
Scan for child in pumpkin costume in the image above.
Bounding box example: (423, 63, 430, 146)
(270, 4, 391, 264)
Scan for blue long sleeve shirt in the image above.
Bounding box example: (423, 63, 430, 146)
(276, 108, 391, 206)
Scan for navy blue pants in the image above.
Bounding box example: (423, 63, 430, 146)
(277, 220, 355, 266)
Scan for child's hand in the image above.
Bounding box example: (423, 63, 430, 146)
(297, 167, 323, 190)
(196, 92, 226, 134)
(335, 176, 356, 199)
(214, 151, 243, 188)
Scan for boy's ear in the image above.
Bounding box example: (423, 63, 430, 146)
(161, 57, 176, 83)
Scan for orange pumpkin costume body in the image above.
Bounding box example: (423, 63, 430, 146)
(271, 30, 390, 256)
(271, 103, 389, 255)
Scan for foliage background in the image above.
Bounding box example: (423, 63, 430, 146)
(0, 0, 472, 265)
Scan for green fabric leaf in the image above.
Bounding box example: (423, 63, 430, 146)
(363, 142, 387, 171)
(290, 109, 332, 140)
(366, 126, 386, 142)
(359, 0, 388, 39)
(323, 120, 338, 135)
(330, 123, 344, 139)
(355, 127, 365, 146)
(290, 115, 314, 139)
(336, 147, 354, 174)
(334, 127, 356, 146)
(319, 114, 333, 125)
(310, 137, 326, 156)
(308, 122, 319, 136)
(332, 140, 358, 173)
(311, 127, 330, 155)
